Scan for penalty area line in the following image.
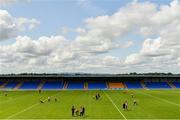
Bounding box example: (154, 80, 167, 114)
(137, 90, 180, 107)
(103, 90, 127, 120)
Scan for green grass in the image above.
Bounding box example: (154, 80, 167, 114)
(0, 89, 180, 119)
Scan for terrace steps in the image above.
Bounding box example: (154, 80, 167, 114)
(14, 81, 24, 90)
(106, 82, 109, 89)
(84, 82, 88, 90)
(167, 81, 176, 89)
(141, 81, 148, 89)
(37, 81, 46, 90)
(123, 82, 127, 89)
(63, 81, 68, 89)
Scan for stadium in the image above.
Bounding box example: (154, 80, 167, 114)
(1, 0, 180, 119)
(0, 73, 180, 119)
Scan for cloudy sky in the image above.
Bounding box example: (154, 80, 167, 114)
(0, 0, 180, 74)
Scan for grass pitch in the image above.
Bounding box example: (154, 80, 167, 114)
(0, 89, 180, 119)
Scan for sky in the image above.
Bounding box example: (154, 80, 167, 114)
(0, 0, 180, 74)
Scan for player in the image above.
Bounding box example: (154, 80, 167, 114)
(55, 98, 57, 102)
(48, 97, 50, 101)
(131, 93, 134, 98)
(71, 106, 75, 116)
(40, 100, 44, 103)
(82, 106, 85, 116)
(38, 89, 42, 93)
(133, 99, 137, 105)
(95, 95, 98, 100)
(125, 101, 128, 110)
(123, 102, 126, 110)
(75, 108, 79, 116)
(80, 106, 83, 116)
(97, 93, 100, 99)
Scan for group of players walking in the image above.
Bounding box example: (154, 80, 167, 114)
(94, 93, 101, 100)
(122, 93, 138, 110)
(37, 90, 138, 117)
(71, 106, 85, 117)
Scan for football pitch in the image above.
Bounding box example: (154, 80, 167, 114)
(0, 90, 180, 119)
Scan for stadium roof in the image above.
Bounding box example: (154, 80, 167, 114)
(0, 73, 180, 78)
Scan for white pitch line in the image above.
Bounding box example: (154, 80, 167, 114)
(7, 92, 60, 119)
(7, 103, 39, 119)
(103, 90, 127, 120)
(137, 90, 180, 107)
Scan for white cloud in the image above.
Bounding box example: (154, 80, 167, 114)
(0, 35, 67, 64)
(1, 0, 180, 73)
(16, 17, 40, 30)
(124, 53, 143, 65)
(0, 9, 39, 41)
(0, 10, 18, 40)
(76, 28, 86, 35)
(125, 2, 180, 66)
(121, 0, 180, 73)
(140, 37, 166, 57)
(102, 56, 122, 66)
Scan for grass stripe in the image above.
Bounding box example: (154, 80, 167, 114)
(0, 94, 32, 105)
(7, 92, 60, 119)
(113, 90, 155, 119)
(103, 90, 127, 120)
(137, 90, 180, 107)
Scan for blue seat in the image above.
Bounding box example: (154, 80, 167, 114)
(0, 81, 4, 86)
(173, 82, 180, 88)
(125, 81, 142, 89)
(20, 81, 39, 89)
(42, 81, 63, 89)
(68, 81, 84, 89)
(5, 82, 18, 89)
(88, 82, 107, 89)
(144, 82, 171, 89)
